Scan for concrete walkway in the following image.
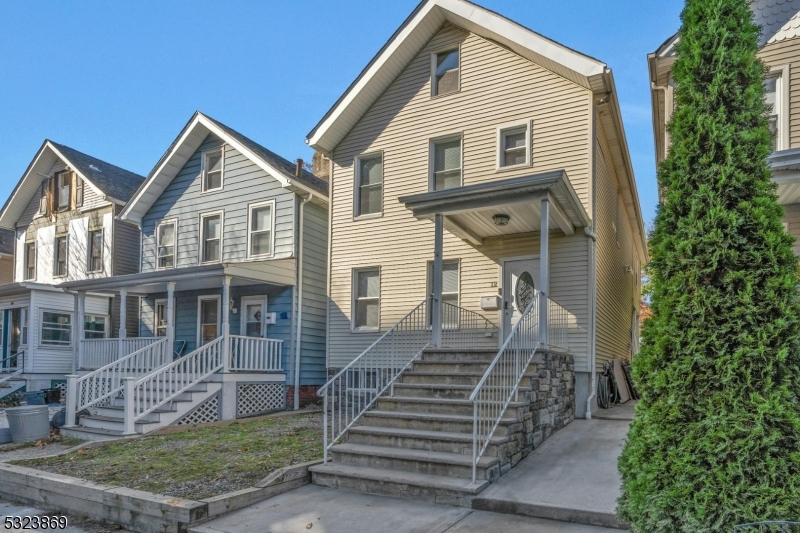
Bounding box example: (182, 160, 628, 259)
(191, 484, 621, 533)
(473, 419, 630, 529)
(592, 400, 637, 421)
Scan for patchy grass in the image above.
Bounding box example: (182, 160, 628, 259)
(0, 433, 81, 453)
(15, 413, 323, 500)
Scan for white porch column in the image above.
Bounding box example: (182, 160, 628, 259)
(77, 292, 86, 369)
(221, 276, 231, 372)
(540, 198, 550, 346)
(118, 288, 128, 359)
(432, 214, 444, 348)
(166, 282, 176, 349)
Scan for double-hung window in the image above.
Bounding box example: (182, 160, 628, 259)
(24, 242, 36, 280)
(55, 171, 70, 211)
(497, 121, 531, 169)
(248, 201, 274, 258)
(40, 311, 72, 347)
(54, 236, 68, 277)
(353, 268, 380, 331)
(157, 220, 176, 269)
(200, 212, 222, 264)
(88, 229, 103, 272)
(427, 260, 460, 327)
(431, 137, 462, 191)
(202, 148, 224, 192)
(355, 153, 383, 217)
(84, 315, 108, 339)
(432, 49, 459, 96)
(765, 67, 788, 152)
(155, 300, 171, 338)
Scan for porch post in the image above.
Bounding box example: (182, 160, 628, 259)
(77, 292, 86, 369)
(432, 214, 444, 348)
(166, 282, 175, 349)
(118, 288, 128, 359)
(221, 276, 231, 372)
(540, 198, 550, 346)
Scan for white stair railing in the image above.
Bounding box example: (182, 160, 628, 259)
(0, 351, 24, 386)
(124, 336, 225, 433)
(229, 336, 283, 372)
(71, 337, 170, 416)
(318, 300, 430, 463)
(441, 302, 498, 349)
(547, 298, 570, 350)
(469, 292, 542, 483)
(81, 337, 164, 370)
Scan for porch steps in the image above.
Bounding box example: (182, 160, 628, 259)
(311, 348, 523, 507)
(0, 379, 26, 400)
(61, 381, 221, 441)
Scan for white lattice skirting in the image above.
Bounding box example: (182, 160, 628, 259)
(176, 393, 220, 425)
(237, 383, 285, 418)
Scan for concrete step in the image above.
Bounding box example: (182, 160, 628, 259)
(392, 382, 532, 401)
(399, 372, 485, 386)
(348, 425, 508, 455)
(361, 410, 517, 435)
(95, 404, 175, 422)
(419, 349, 499, 363)
(376, 396, 525, 418)
(410, 360, 492, 374)
(59, 426, 133, 442)
(78, 414, 160, 433)
(310, 463, 489, 507)
(331, 442, 499, 481)
(109, 396, 193, 408)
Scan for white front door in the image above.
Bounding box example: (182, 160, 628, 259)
(240, 297, 268, 338)
(502, 258, 540, 340)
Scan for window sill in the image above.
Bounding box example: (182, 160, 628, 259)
(245, 254, 276, 262)
(199, 260, 222, 266)
(352, 327, 380, 334)
(353, 213, 383, 221)
(200, 187, 224, 194)
(430, 89, 461, 100)
(496, 162, 531, 173)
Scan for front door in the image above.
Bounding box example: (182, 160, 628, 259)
(9, 308, 21, 355)
(502, 258, 540, 340)
(240, 297, 268, 338)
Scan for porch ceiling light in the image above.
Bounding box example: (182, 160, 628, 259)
(493, 214, 511, 227)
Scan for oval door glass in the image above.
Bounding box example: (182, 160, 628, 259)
(515, 271, 535, 311)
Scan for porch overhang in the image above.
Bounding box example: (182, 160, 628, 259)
(0, 282, 65, 298)
(59, 259, 297, 295)
(398, 171, 590, 245)
(769, 148, 800, 205)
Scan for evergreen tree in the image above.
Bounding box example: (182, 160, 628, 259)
(618, 0, 800, 530)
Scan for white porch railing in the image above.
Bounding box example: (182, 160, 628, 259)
(441, 302, 498, 349)
(0, 351, 24, 386)
(229, 336, 283, 372)
(124, 336, 225, 433)
(80, 337, 165, 370)
(319, 300, 430, 463)
(547, 299, 570, 350)
(71, 337, 171, 416)
(469, 292, 542, 483)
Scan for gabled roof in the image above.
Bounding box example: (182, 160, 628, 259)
(120, 112, 328, 225)
(0, 228, 14, 256)
(306, 0, 610, 153)
(0, 140, 146, 230)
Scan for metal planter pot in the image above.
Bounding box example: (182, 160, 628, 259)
(6, 405, 50, 443)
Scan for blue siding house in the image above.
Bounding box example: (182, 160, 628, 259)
(61, 113, 328, 438)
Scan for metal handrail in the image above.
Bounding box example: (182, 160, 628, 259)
(441, 302, 498, 349)
(547, 298, 570, 350)
(0, 350, 24, 386)
(318, 300, 430, 463)
(469, 292, 542, 483)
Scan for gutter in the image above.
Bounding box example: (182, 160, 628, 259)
(293, 192, 313, 410)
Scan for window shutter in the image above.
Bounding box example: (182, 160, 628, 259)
(75, 174, 84, 208)
(47, 177, 55, 217)
(37, 179, 48, 215)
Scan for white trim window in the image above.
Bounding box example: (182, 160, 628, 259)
(24, 242, 36, 281)
(55, 171, 71, 212)
(353, 268, 380, 331)
(157, 219, 177, 269)
(355, 153, 383, 217)
(88, 229, 104, 273)
(40, 310, 72, 347)
(200, 212, 223, 264)
(84, 315, 108, 339)
(427, 260, 460, 327)
(766, 65, 790, 152)
(198, 296, 221, 346)
(201, 147, 224, 192)
(432, 48, 460, 96)
(54, 235, 68, 277)
(431, 136, 462, 191)
(497, 120, 531, 169)
(247, 201, 275, 258)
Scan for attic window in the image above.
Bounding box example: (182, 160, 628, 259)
(202, 148, 224, 192)
(55, 171, 71, 212)
(432, 49, 460, 96)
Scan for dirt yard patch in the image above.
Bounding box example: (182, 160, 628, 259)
(14, 413, 323, 500)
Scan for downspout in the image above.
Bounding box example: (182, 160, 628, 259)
(66, 290, 79, 374)
(585, 94, 601, 420)
(293, 192, 313, 410)
(324, 151, 333, 384)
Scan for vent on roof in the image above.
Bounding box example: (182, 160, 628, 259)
(89, 165, 101, 172)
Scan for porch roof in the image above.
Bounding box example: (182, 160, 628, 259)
(769, 148, 800, 205)
(0, 282, 65, 298)
(59, 259, 296, 295)
(398, 170, 590, 245)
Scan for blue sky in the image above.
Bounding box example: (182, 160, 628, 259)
(0, 0, 684, 227)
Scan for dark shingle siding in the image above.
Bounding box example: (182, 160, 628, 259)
(50, 141, 146, 202)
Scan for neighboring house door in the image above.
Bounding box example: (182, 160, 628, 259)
(501, 257, 540, 340)
(9, 308, 21, 355)
(240, 296, 268, 338)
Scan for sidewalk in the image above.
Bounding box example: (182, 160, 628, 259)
(190, 484, 621, 533)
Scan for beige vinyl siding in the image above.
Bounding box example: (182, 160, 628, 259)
(328, 24, 592, 369)
(0, 256, 12, 284)
(595, 130, 637, 370)
(782, 203, 800, 255)
(759, 37, 800, 149)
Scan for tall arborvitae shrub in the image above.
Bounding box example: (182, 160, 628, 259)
(618, 0, 800, 530)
